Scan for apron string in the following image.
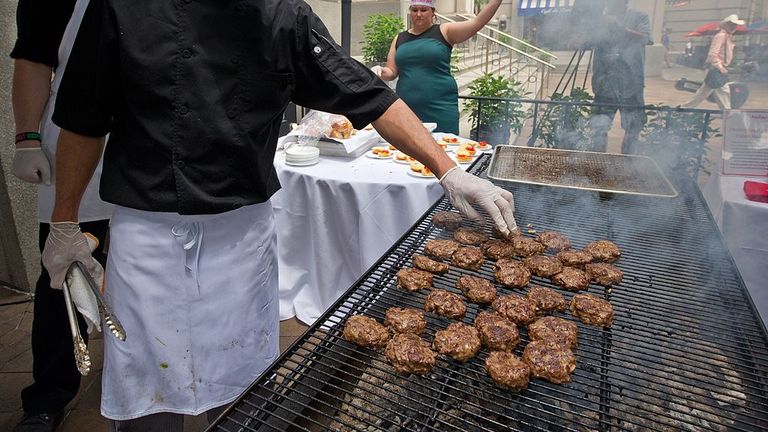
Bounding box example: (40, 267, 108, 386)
(171, 222, 204, 294)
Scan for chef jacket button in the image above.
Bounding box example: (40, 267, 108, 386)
(227, 109, 238, 119)
(178, 104, 189, 115)
(313, 46, 322, 54)
(181, 49, 192, 59)
(231, 56, 241, 65)
(176, 160, 186, 169)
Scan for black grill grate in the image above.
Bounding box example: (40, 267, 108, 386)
(209, 154, 768, 432)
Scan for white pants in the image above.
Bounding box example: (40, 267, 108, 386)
(101, 203, 279, 420)
(681, 83, 731, 110)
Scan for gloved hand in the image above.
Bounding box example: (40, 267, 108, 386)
(370, 65, 383, 78)
(42, 222, 104, 290)
(439, 166, 518, 236)
(11, 144, 51, 185)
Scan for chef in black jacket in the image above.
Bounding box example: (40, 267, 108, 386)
(42, 1, 517, 430)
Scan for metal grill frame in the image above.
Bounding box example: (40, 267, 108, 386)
(487, 146, 679, 198)
(208, 154, 768, 432)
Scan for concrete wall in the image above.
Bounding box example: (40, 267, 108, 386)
(1, 0, 37, 292)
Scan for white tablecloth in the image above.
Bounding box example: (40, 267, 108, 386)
(702, 170, 768, 327)
(272, 151, 449, 325)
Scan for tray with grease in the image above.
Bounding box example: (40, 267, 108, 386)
(487, 146, 678, 198)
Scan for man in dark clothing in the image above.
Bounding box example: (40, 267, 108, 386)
(589, 0, 653, 154)
(42, 1, 517, 431)
(10, 0, 112, 430)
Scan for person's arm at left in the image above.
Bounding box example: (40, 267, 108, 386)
(10, 60, 53, 184)
(442, 0, 502, 45)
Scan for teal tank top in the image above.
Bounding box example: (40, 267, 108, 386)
(395, 25, 459, 134)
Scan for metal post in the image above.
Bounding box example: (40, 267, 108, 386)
(341, 0, 352, 54)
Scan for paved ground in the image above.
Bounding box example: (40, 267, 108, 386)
(1, 65, 766, 432)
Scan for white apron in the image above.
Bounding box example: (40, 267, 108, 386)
(101, 203, 279, 420)
(38, 0, 113, 223)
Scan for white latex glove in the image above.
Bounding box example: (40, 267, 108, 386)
(42, 222, 104, 290)
(439, 166, 518, 236)
(11, 145, 52, 185)
(370, 65, 383, 78)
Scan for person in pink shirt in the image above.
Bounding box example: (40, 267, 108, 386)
(681, 14, 745, 109)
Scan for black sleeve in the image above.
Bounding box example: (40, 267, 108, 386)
(52, 0, 118, 137)
(291, 4, 399, 129)
(10, 0, 77, 67)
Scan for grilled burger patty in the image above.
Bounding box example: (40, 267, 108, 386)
(425, 290, 467, 319)
(424, 239, 460, 260)
(432, 211, 463, 230)
(584, 240, 621, 263)
(456, 275, 497, 304)
(528, 316, 579, 349)
(474, 311, 520, 352)
(343, 315, 390, 349)
(536, 231, 572, 252)
(494, 261, 531, 289)
(385, 307, 427, 335)
(585, 262, 623, 286)
(492, 294, 538, 325)
(453, 228, 489, 245)
(524, 255, 564, 277)
(571, 294, 614, 327)
(485, 351, 531, 391)
(512, 236, 546, 257)
(396, 268, 434, 292)
(551, 267, 590, 291)
(433, 322, 482, 362)
(385, 333, 436, 375)
(451, 246, 484, 270)
(556, 250, 594, 268)
(412, 254, 450, 274)
(526, 286, 567, 313)
(493, 225, 521, 240)
(481, 239, 516, 260)
(523, 340, 577, 384)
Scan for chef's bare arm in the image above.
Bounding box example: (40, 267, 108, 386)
(50, 129, 104, 222)
(372, 99, 456, 179)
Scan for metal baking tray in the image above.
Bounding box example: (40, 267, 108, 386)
(487, 146, 678, 198)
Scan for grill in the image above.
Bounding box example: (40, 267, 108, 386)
(209, 154, 768, 432)
(487, 146, 678, 198)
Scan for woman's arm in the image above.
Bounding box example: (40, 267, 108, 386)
(375, 36, 399, 81)
(442, 0, 502, 46)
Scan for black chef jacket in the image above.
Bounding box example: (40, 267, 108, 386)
(10, 0, 77, 67)
(53, 0, 399, 215)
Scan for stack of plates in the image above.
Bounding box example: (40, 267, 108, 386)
(285, 146, 320, 166)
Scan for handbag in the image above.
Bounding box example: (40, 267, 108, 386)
(704, 68, 728, 88)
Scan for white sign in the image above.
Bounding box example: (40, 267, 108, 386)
(722, 110, 768, 176)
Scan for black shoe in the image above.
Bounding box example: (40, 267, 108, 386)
(12, 412, 63, 432)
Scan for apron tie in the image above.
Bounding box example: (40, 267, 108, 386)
(171, 222, 204, 293)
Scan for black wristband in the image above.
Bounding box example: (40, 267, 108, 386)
(15, 132, 41, 143)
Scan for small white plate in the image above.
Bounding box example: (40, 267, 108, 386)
(366, 151, 393, 159)
(407, 170, 436, 179)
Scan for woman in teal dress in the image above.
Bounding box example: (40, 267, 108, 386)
(372, 0, 503, 135)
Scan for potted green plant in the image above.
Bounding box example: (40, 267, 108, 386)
(463, 73, 526, 145)
(534, 87, 592, 150)
(361, 14, 404, 66)
(639, 106, 719, 180)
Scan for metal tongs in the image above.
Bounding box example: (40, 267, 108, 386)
(61, 262, 127, 375)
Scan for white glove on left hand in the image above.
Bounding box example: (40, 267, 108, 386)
(440, 166, 518, 236)
(11, 145, 52, 185)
